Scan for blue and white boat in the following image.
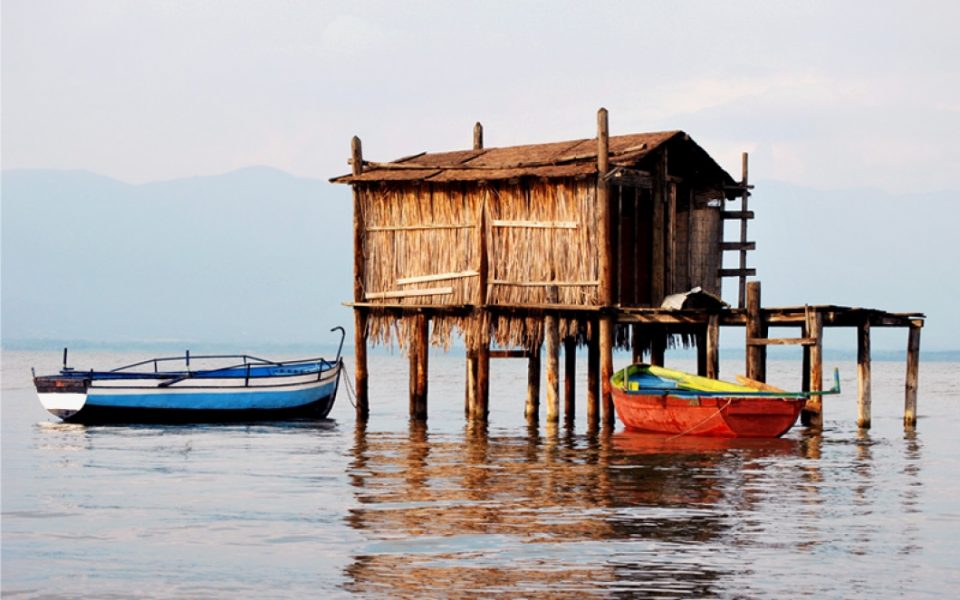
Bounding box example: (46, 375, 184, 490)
(33, 328, 345, 424)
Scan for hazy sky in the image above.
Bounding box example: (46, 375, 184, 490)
(4, 0, 959, 192)
(3, 1, 959, 351)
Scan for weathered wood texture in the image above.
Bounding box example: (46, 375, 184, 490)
(526, 347, 541, 422)
(352, 136, 369, 419)
(745, 281, 766, 382)
(904, 321, 921, 428)
(801, 310, 824, 428)
(409, 313, 429, 419)
(857, 320, 872, 429)
(587, 323, 600, 429)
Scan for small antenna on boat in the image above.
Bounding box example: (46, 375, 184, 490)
(63, 347, 68, 370)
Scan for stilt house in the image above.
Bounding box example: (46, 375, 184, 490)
(332, 120, 745, 353)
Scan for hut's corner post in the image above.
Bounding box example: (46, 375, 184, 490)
(857, 319, 872, 429)
(351, 135, 369, 420)
(597, 108, 616, 428)
(904, 320, 922, 429)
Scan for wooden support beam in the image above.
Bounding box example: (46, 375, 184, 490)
(465, 349, 477, 418)
(904, 321, 921, 429)
(801, 310, 824, 428)
(745, 281, 766, 382)
(721, 210, 755, 220)
(354, 310, 369, 421)
(650, 328, 666, 367)
(489, 349, 531, 359)
(631, 323, 643, 364)
(696, 328, 707, 377)
(409, 313, 429, 420)
(564, 337, 576, 425)
(721, 241, 756, 251)
(526, 346, 541, 423)
(738, 153, 750, 309)
(720, 268, 757, 278)
(706, 313, 720, 379)
(587, 322, 600, 430)
(857, 320, 872, 429)
(351, 135, 369, 420)
(475, 320, 490, 422)
(597, 108, 615, 428)
(545, 311, 560, 423)
(747, 337, 817, 346)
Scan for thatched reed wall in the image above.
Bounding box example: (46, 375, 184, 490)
(358, 178, 599, 351)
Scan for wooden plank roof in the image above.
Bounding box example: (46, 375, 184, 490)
(331, 130, 737, 185)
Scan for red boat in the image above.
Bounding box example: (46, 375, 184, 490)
(611, 364, 840, 438)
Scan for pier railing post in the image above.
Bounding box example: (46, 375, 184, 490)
(904, 320, 922, 429)
(857, 319, 872, 429)
(801, 309, 824, 428)
(745, 281, 765, 382)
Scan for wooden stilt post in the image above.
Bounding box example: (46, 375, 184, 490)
(545, 312, 560, 423)
(650, 328, 666, 367)
(351, 136, 369, 420)
(696, 327, 707, 377)
(476, 325, 490, 422)
(597, 108, 615, 428)
(409, 313, 428, 420)
(801, 309, 824, 428)
(745, 281, 765, 382)
(857, 319, 872, 429)
(564, 337, 576, 424)
(904, 320, 922, 429)
(526, 345, 541, 423)
(631, 324, 643, 364)
(465, 349, 478, 417)
(706, 313, 720, 379)
(737, 153, 750, 309)
(587, 321, 600, 429)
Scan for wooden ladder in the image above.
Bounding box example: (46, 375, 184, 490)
(721, 152, 756, 308)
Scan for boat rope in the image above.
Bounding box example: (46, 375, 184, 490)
(666, 398, 733, 441)
(340, 363, 358, 409)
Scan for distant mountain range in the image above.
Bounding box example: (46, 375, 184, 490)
(2, 168, 956, 352)
(2, 167, 353, 350)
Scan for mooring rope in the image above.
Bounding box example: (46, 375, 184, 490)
(666, 397, 734, 441)
(340, 362, 358, 409)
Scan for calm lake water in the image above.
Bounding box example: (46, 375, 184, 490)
(2, 349, 959, 598)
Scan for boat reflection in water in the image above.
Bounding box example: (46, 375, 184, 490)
(342, 421, 812, 597)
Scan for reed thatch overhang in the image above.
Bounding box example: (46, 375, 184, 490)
(331, 130, 741, 196)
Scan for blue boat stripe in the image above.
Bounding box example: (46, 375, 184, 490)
(86, 380, 337, 411)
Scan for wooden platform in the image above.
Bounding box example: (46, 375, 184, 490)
(349, 281, 925, 431)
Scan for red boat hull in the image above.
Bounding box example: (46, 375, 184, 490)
(611, 387, 804, 438)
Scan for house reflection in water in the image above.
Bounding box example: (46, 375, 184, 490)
(341, 422, 809, 596)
